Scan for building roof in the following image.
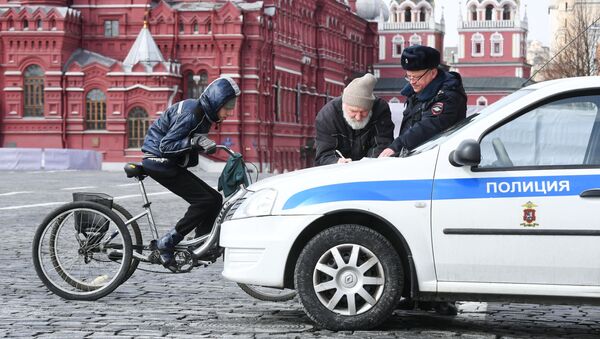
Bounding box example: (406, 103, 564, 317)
(63, 48, 116, 70)
(463, 77, 531, 91)
(374, 76, 532, 93)
(123, 24, 165, 67)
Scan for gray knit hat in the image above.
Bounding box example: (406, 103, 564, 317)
(342, 73, 377, 110)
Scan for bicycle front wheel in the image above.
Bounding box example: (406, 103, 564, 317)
(32, 201, 133, 300)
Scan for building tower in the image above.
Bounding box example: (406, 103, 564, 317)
(453, 0, 531, 79)
(374, 0, 444, 80)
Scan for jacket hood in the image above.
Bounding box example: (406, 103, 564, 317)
(198, 77, 241, 123)
(401, 70, 465, 101)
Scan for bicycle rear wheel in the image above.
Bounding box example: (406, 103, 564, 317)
(32, 201, 132, 300)
(237, 283, 296, 302)
(111, 202, 142, 281)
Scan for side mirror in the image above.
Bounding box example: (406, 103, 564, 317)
(449, 139, 481, 167)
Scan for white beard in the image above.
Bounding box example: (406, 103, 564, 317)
(343, 109, 372, 130)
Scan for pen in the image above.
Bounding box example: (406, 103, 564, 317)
(335, 150, 345, 159)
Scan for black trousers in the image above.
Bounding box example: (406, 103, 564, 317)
(142, 158, 223, 236)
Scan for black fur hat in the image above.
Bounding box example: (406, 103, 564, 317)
(401, 45, 441, 71)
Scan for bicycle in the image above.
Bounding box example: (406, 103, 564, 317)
(32, 145, 297, 302)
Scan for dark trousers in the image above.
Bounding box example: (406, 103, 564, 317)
(142, 158, 223, 236)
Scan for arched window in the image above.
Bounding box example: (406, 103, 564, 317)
(404, 8, 411, 22)
(23, 65, 44, 117)
(185, 71, 208, 99)
(36, 19, 42, 30)
(8, 18, 14, 30)
(85, 89, 106, 130)
(392, 35, 405, 57)
(205, 21, 212, 33)
(491, 32, 504, 56)
(50, 19, 56, 30)
(193, 21, 199, 33)
(503, 5, 511, 20)
(485, 5, 494, 21)
(179, 21, 184, 33)
(22, 19, 29, 30)
(409, 34, 422, 46)
(127, 107, 149, 148)
(419, 10, 426, 22)
(470, 6, 477, 21)
(472, 33, 484, 56)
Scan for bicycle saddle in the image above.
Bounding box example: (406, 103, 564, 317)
(124, 163, 146, 179)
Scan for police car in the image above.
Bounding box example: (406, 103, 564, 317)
(219, 76, 600, 330)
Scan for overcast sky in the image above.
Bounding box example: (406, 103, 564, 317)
(433, 0, 551, 47)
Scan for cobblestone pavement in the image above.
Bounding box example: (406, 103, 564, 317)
(1, 169, 600, 338)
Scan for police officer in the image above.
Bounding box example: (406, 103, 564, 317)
(315, 73, 394, 166)
(379, 45, 467, 157)
(380, 45, 466, 316)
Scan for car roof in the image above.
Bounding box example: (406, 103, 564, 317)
(526, 76, 600, 91)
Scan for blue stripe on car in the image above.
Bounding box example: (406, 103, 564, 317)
(282, 174, 600, 210)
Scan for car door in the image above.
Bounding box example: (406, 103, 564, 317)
(431, 91, 600, 287)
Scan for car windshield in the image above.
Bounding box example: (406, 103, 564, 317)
(405, 88, 534, 157)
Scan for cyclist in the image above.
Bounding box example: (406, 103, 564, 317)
(141, 76, 240, 271)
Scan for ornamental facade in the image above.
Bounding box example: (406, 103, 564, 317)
(0, 0, 377, 172)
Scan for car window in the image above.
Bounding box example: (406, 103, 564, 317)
(479, 95, 600, 168)
(409, 89, 533, 156)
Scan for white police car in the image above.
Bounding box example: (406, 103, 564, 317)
(219, 76, 600, 330)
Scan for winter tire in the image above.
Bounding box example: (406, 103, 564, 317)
(294, 224, 403, 330)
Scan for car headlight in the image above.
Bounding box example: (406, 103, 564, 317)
(232, 188, 277, 219)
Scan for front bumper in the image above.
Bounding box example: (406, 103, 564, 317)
(220, 214, 320, 287)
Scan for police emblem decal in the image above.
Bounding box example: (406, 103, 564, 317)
(431, 102, 444, 115)
(520, 201, 539, 227)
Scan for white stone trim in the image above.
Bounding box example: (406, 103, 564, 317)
(4, 71, 21, 75)
(66, 87, 84, 92)
(45, 71, 63, 75)
(274, 65, 301, 76)
(107, 72, 178, 76)
(242, 90, 260, 94)
(242, 74, 260, 79)
(324, 78, 345, 86)
(4, 87, 22, 91)
(71, 4, 149, 8)
(379, 36, 386, 60)
(108, 85, 175, 92)
(44, 87, 63, 91)
(219, 73, 241, 78)
(65, 72, 85, 76)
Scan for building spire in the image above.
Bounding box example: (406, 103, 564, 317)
(123, 23, 165, 67)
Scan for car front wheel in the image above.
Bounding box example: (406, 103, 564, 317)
(294, 224, 403, 330)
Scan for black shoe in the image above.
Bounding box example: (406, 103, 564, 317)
(157, 229, 184, 270)
(434, 301, 458, 316)
(397, 298, 416, 310)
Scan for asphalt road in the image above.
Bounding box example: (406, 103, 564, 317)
(1, 168, 600, 338)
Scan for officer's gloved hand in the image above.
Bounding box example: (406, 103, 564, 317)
(190, 135, 217, 154)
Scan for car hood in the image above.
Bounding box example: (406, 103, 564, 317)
(246, 150, 440, 214)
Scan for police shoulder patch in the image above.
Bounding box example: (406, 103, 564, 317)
(431, 102, 444, 115)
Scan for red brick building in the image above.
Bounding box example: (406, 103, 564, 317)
(0, 0, 377, 172)
(374, 0, 531, 111)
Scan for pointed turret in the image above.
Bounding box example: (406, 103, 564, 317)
(123, 22, 166, 71)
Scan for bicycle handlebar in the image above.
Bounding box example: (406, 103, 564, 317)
(215, 144, 236, 157)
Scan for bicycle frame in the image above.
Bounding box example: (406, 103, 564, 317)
(122, 145, 249, 262)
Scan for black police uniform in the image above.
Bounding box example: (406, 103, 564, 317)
(389, 70, 467, 153)
(389, 45, 467, 154)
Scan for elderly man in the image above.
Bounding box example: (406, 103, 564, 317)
(379, 45, 467, 157)
(314, 73, 394, 166)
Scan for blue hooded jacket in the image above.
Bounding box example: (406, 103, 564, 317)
(141, 77, 240, 167)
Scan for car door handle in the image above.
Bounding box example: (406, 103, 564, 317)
(580, 189, 600, 197)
